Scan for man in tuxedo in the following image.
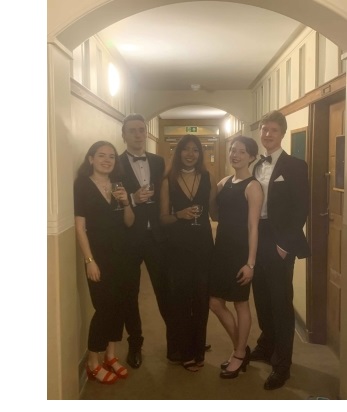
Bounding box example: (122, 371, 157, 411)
(119, 113, 168, 369)
(251, 110, 310, 390)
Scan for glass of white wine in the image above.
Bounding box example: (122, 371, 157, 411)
(191, 204, 203, 226)
(145, 183, 155, 204)
(111, 181, 124, 211)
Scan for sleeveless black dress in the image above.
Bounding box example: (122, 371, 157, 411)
(210, 176, 256, 302)
(167, 171, 214, 259)
(165, 171, 214, 363)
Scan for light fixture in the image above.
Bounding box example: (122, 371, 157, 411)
(191, 84, 201, 92)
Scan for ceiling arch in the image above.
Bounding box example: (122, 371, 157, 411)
(50, 0, 347, 51)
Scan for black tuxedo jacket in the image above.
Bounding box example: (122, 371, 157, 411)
(119, 151, 165, 243)
(254, 151, 310, 259)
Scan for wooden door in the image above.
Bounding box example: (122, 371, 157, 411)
(327, 100, 345, 355)
(202, 142, 217, 180)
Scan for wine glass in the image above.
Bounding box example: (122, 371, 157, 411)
(111, 181, 124, 211)
(145, 183, 155, 204)
(191, 204, 203, 226)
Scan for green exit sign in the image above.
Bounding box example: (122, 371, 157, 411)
(186, 126, 198, 133)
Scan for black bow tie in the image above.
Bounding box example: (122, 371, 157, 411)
(260, 154, 272, 164)
(127, 151, 147, 162)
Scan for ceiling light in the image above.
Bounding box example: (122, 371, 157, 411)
(191, 84, 201, 91)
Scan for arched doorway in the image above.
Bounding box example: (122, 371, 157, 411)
(48, 0, 347, 400)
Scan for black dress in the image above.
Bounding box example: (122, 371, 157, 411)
(74, 176, 130, 352)
(210, 176, 256, 302)
(165, 171, 214, 363)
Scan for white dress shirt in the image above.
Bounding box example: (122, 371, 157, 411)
(255, 148, 283, 219)
(126, 151, 151, 187)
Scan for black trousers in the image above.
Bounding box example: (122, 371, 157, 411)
(166, 247, 210, 363)
(87, 265, 125, 352)
(252, 219, 296, 373)
(124, 230, 168, 351)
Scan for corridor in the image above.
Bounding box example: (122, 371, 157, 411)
(80, 249, 339, 400)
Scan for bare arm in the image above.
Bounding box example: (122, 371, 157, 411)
(75, 216, 101, 282)
(237, 180, 263, 286)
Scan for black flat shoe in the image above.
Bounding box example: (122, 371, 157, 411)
(126, 349, 142, 369)
(264, 370, 290, 390)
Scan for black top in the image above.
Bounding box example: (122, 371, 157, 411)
(166, 171, 214, 254)
(74, 176, 128, 264)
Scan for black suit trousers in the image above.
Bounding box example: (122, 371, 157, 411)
(124, 230, 168, 350)
(252, 219, 295, 373)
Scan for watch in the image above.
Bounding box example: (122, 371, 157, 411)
(246, 263, 255, 269)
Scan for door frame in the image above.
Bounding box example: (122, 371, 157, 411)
(306, 88, 346, 344)
(251, 73, 346, 344)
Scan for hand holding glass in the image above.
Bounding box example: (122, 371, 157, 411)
(191, 204, 203, 226)
(111, 182, 124, 211)
(145, 183, 155, 204)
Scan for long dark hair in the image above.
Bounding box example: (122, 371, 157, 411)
(167, 134, 206, 184)
(76, 140, 123, 181)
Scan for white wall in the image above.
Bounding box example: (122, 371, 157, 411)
(286, 108, 310, 323)
(252, 28, 344, 121)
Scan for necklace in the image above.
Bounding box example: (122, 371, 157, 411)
(180, 172, 198, 201)
(181, 168, 196, 174)
(90, 176, 111, 194)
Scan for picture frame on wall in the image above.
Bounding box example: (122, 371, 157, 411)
(291, 127, 307, 161)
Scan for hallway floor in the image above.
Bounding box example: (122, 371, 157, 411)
(80, 264, 340, 401)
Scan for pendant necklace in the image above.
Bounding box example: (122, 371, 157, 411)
(90, 176, 111, 194)
(180, 171, 198, 201)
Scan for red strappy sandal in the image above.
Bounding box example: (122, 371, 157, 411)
(86, 364, 118, 384)
(103, 356, 128, 379)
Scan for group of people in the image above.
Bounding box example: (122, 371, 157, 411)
(74, 110, 310, 391)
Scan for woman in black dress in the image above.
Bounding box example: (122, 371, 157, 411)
(209, 136, 263, 379)
(160, 135, 218, 372)
(74, 141, 134, 384)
